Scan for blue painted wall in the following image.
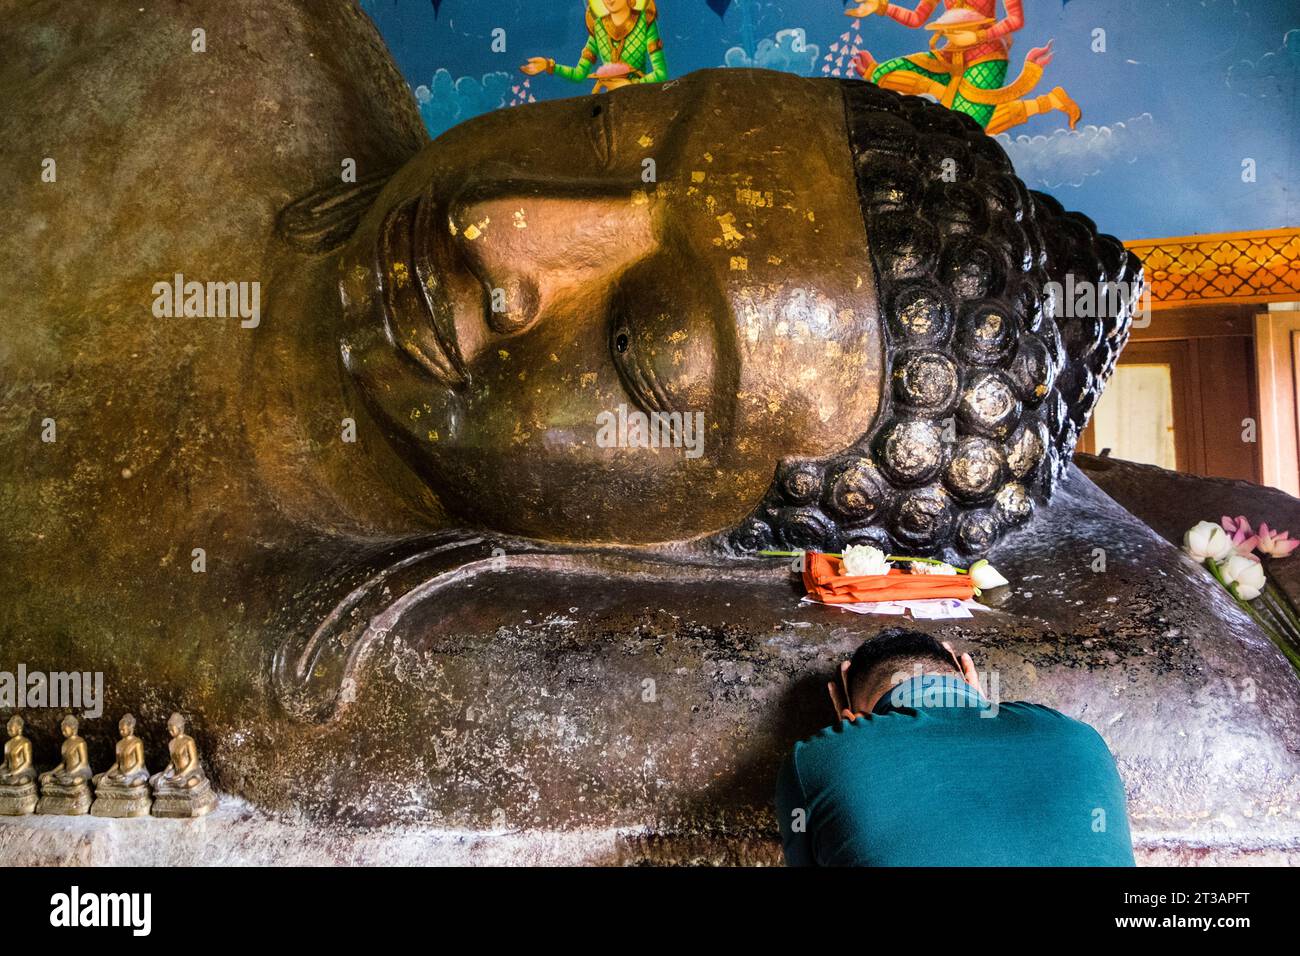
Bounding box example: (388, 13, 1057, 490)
(360, 0, 1299, 241)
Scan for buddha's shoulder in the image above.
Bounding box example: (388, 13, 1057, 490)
(0, 0, 425, 302)
(0, 0, 424, 198)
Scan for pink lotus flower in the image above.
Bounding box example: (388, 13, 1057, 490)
(1219, 515, 1259, 558)
(1221, 515, 1252, 535)
(1257, 523, 1300, 559)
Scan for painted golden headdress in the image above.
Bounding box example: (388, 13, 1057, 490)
(588, 0, 648, 14)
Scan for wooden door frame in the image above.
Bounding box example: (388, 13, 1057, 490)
(1081, 340, 1201, 472)
(1080, 304, 1263, 479)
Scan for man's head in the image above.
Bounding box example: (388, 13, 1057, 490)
(845, 627, 964, 714)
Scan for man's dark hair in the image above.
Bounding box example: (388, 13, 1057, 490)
(847, 627, 960, 707)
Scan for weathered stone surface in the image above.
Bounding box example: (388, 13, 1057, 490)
(0, 797, 1292, 867)
(262, 468, 1300, 854)
(1, 465, 1298, 861)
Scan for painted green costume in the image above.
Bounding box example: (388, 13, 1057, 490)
(871, 56, 1008, 128)
(551, 1, 668, 86)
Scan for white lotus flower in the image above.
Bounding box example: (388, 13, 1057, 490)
(842, 544, 891, 576)
(1184, 520, 1233, 562)
(1219, 554, 1266, 601)
(911, 561, 958, 575)
(969, 559, 1010, 590)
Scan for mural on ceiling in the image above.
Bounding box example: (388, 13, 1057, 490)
(848, 1, 1080, 135)
(520, 0, 670, 93)
(361, 0, 1299, 241)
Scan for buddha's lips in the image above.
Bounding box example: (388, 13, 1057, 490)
(377, 198, 467, 387)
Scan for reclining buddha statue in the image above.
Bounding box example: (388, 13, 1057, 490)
(0, 0, 1296, 863)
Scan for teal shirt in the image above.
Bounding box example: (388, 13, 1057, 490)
(776, 675, 1135, 866)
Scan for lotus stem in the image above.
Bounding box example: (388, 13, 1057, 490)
(1263, 578, 1300, 644)
(1259, 588, 1300, 659)
(1206, 559, 1300, 672)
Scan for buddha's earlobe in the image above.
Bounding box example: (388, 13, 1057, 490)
(277, 170, 395, 253)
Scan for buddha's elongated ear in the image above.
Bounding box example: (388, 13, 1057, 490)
(276, 170, 392, 253)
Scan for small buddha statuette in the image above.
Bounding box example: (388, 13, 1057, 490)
(149, 713, 217, 818)
(90, 713, 152, 818)
(36, 714, 93, 815)
(0, 715, 38, 815)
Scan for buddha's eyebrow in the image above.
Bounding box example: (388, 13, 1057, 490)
(449, 178, 641, 212)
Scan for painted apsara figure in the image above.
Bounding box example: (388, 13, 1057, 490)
(847, 0, 1081, 134)
(521, 0, 668, 92)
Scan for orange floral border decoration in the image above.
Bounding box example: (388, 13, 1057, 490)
(1125, 228, 1300, 308)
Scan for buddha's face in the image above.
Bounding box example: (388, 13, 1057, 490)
(6, 717, 19, 738)
(61, 719, 75, 738)
(119, 718, 133, 738)
(340, 70, 884, 543)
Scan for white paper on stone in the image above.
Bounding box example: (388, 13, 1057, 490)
(801, 596, 991, 619)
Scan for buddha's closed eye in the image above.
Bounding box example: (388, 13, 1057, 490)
(449, 187, 657, 314)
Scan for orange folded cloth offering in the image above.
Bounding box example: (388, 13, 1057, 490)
(802, 552, 975, 604)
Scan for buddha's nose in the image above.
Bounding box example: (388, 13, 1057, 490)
(449, 185, 659, 339)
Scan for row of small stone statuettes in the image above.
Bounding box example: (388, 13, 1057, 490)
(0, 712, 217, 818)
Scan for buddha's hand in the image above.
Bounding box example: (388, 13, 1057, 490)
(845, 0, 886, 17)
(520, 57, 550, 76)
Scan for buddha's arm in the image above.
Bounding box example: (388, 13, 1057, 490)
(72, 740, 89, 771)
(637, 23, 668, 83)
(552, 37, 598, 82)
